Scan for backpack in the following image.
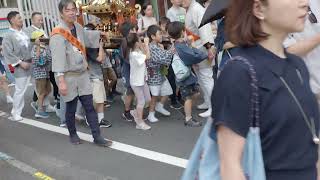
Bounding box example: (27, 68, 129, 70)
(171, 53, 191, 82)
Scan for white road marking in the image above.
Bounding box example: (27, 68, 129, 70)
(0, 111, 188, 168)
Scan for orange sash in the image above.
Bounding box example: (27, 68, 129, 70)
(51, 27, 86, 56)
(186, 29, 200, 41)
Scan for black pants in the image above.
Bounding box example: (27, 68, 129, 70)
(167, 65, 181, 104)
(65, 95, 101, 139)
(33, 71, 59, 102)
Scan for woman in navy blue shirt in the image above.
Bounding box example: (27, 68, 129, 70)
(212, 0, 319, 180)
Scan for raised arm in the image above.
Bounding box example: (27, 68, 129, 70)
(286, 34, 320, 57)
(149, 44, 173, 65)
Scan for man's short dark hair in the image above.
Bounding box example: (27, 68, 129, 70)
(147, 25, 161, 41)
(31, 12, 42, 19)
(167, 21, 185, 40)
(7, 11, 20, 25)
(58, 0, 77, 13)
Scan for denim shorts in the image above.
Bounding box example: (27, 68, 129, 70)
(180, 84, 200, 100)
(0, 60, 5, 75)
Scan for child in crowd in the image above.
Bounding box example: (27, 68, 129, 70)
(166, 0, 186, 23)
(102, 51, 118, 104)
(31, 31, 52, 119)
(160, 16, 183, 109)
(159, 17, 170, 39)
(86, 36, 112, 128)
(119, 21, 138, 122)
(159, 17, 172, 50)
(0, 37, 13, 104)
(146, 25, 175, 123)
(0, 60, 13, 104)
(168, 21, 208, 127)
(128, 33, 152, 130)
(75, 23, 112, 128)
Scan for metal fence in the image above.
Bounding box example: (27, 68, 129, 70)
(17, 0, 89, 35)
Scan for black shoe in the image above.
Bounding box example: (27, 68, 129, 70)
(122, 111, 134, 122)
(170, 102, 183, 110)
(184, 118, 202, 127)
(99, 119, 112, 128)
(94, 136, 113, 147)
(70, 134, 82, 145)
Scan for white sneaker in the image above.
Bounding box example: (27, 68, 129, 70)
(136, 122, 151, 130)
(197, 103, 209, 110)
(155, 103, 171, 116)
(147, 113, 159, 123)
(59, 123, 66, 127)
(6, 96, 13, 104)
(11, 114, 23, 121)
(199, 108, 212, 118)
(46, 104, 56, 113)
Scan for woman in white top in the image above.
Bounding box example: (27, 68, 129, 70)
(137, 2, 157, 36)
(128, 33, 152, 130)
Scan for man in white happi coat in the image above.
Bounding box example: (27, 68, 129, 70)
(2, 11, 32, 121)
(182, 0, 215, 117)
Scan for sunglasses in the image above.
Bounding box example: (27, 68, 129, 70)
(308, 6, 318, 24)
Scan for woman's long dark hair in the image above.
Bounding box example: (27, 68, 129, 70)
(141, 1, 152, 16)
(120, 21, 135, 61)
(127, 33, 139, 52)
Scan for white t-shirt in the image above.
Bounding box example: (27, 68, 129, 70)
(129, 50, 148, 86)
(284, 0, 320, 95)
(166, 6, 186, 23)
(138, 16, 157, 32)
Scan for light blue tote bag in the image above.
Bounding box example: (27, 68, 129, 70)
(182, 56, 266, 180)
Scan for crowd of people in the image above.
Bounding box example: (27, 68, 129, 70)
(0, 0, 216, 145)
(1, 0, 320, 178)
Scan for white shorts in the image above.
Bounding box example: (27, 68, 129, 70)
(149, 78, 173, 97)
(91, 79, 106, 104)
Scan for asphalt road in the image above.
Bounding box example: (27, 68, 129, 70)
(0, 84, 207, 180)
